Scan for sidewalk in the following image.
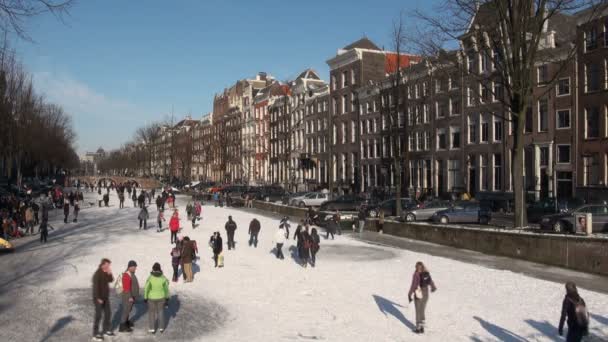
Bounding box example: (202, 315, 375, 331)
(349, 230, 608, 294)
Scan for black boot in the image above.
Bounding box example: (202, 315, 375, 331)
(127, 320, 134, 328)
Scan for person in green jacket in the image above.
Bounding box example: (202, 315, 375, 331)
(144, 262, 169, 334)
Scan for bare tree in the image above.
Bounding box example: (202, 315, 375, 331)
(0, 0, 73, 41)
(410, 0, 603, 228)
(135, 122, 162, 176)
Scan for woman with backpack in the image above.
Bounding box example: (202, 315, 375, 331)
(309, 228, 320, 267)
(407, 261, 437, 334)
(170, 246, 181, 282)
(558, 282, 588, 342)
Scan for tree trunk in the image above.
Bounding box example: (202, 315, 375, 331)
(512, 105, 528, 228)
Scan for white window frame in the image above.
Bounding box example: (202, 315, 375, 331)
(556, 77, 571, 97)
(556, 144, 571, 164)
(556, 108, 571, 130)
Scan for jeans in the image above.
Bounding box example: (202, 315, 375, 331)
(227, 233, 235, 249)
(414, 287, 430, 328)
(326, 230, 334, 240)
(40, 230, 48, 243)
(120, 294, 133, 325)
(311, 248, 318, 266)
(139, 219, 147, 230)
(172, 264, 179, 281)
(170, 231, 177, 244)
(275, 243, 284, 259)
(147, 299, 165, 331)
(358, 220, 365, 233)
(249, 233, 258, 247)
(213, 252, 220, 266)
(93, 300, 111, 336)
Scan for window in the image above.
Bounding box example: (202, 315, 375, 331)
(450, 75, 460, 89)
(480, 155, 488, 191)
(468, 53, 476, 73)
(342, 94, 348, 113)
(437, 101, 448, 118)
(537, 64, 548, 84)
(331, 75, 337, 90)
(557, 145, 571, 164)
(451, 126, 461, 149)
(540, 147, 549, 167)
(481, 50, 491, 73)
(585, 27, 598, 52)
(425, 131, 431, 151)
(448, 159, 463, 189)
(435, 79, 442, 93)
(351, 69, 356, 85)
(417, 132, 424, 151)
(409, 135, 415, 152)
(525, 107, 533, 133)
(586, 63, 600, 92)
(494, 119, 503, 141)
(556, 109, 571, 129)
(437, 129, 447, 149)
(481, 118, 489, 142)
(468, 115, 477, 143)
(398, 111, 404, 127)
(341, 122, 346, 144)
(351, 120, 356, 143)
(538, 99, 548, 132)
(423, 105, 430, 123)
(584, 154, 599, 185)
(493, 154, 502, 190)
(480, 84, 490, 103)
(493, 82, 503, 102)
(586, 107, 600, 138)
(557, 78, 570, 96)
(450, 98, 461, 115)
(466, 87, 474, 107)
(342, 71, 348, 88)
(333, 97, 339, 115)
(605, 23, 608, 47)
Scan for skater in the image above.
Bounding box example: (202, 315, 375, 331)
(138, 191, 146, 209)
(326, 212, 337, 240)
(92, 258, 114, 341)
(157, 209, 165, 232)
(169, 210, 180, 244)
(225, 216, 237, 250)
(274, 226, 286, 259)
(138, 206, 149, 230)
(378, 209, 385, 233)
(408, 261, 437, 334)
(357, 205, 367, 233)
(98, 189, 103, 207)
(118, 191, 125, 209)
(73, 198, 80, 223)
(144, 262, 170, 334)
(558, 282, 589, 342)
(186, 201, 193, 220)
(248, 218, 261, 248)
(279, 216, 291, 239)
(25, 205, 35, 235)
(103, 192, 110, 207)
(119, 260, 139, 333)
(63, 195, 70, 223)
(39, 220, 49, 243)
(181, 237, 195, 282)
(156, 195, 163, 211)
(299, 226, 311, 267)
(210, 232, 223, 267)
(310, 228, 320, 267)
(132, 190, 138, 208)
(170, 246, 181, 282)
(334, 210, 342, 235)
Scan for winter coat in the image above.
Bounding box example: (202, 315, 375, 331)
(310, 233, 320, 252)
(170, 248, 181, 266)
(121, 271, 140, 298)
(144, 271, 169, 301)
(299, 231, 311, 259)
(211, 236, 223, 254)
(225, 220, 237, 234)
(138, 208, 149, 220)
(408, 271, 437, 298)
(169, 216, 180, 232)
(249, 219, 261, 235)
(558, 294, 588, 335)
(157, 211, 164, 222)
(25, 208, 34, 222)
(92, 268, 114, 301)
(181, 241, 195, 263)
(274, 229, 286, 244)
(156, 197, 163, 207)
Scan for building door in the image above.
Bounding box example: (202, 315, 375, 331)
(469, 165, 477, 198)
(556, 171, 573, 200)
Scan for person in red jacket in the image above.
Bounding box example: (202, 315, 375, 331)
(119, 260, 139, 333)
(169, 210, 180, 244)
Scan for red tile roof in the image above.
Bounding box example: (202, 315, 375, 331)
(385, 53, 421, 74)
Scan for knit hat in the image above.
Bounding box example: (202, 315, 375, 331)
(127, 260, 137, 268)
(152, 262, 161, 272)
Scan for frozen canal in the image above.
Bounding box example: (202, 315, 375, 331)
(0, 191, 607, 341)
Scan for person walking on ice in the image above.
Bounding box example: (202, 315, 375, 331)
(248, 218, 261, 248)
(310, 228, 320, 267)
(408, 261, 437, 334)
(92, 258, 114, 341)
(118, 260, 139, 333)
(157, 209, 165, 232)
(273, 226, 286, 260)
(144, 262, 170, 334)
(138, 206, 149, 230)
(558, 282, 589, 342)
(225, 216, 237, 250)
(169, 210, 180, 244)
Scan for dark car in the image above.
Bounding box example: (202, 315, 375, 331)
(539, 204, 608, 234)
(318, 194, 376, 212)
(247, 186, 286, 202)
(431, 202, 492, 225)
(526, 197, 586, 223)
(367, 198, 419, 217)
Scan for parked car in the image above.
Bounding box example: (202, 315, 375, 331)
(367, 198, 419, 217)
(281, 191, 308, 205)
(526, 197, 585, 223)
(431, 202, 492, 224)
(318, 194, 377, 212)
(247, 186, 286, 202)
(222, 185, 249, 197)
(287, 192, 313, 206)
(539, 204, 608, 233)
(294, 192, 329, 208)
(401, 200, 452, 222)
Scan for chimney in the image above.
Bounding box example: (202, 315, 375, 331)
(258, 72, 267, 81)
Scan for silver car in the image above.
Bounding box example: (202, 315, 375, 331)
(402, 200, 452, 222)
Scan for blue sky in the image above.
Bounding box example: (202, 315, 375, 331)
(14, 0, 436, 153)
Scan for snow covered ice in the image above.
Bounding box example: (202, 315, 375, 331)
(1, 191, 607, 341)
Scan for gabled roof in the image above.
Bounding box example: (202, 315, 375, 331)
(296, 69, 321, 81)
(343, 37, 381, 51)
